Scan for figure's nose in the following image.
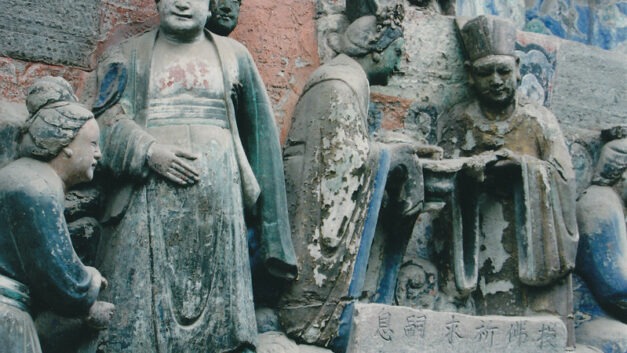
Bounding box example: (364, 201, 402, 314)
(94, 146, 102, 160)
(174, 0, 190, 10)
(490, 72, 503, 85)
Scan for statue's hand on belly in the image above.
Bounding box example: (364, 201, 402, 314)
(147, 143, 200, 185)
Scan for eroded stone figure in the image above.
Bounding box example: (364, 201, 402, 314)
(206, 0, 241, 36)
(279, 8, 436, 348)
(433, 15, 578, 345)
(577, 129, 627, 320)
(0, 77, 113, 353)
(88, 0, 296, 352)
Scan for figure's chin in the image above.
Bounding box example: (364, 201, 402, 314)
(479, 94, 515, 109)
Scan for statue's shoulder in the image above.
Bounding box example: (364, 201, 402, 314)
(439, 99, 477, 126)
(99, 30, 158, 67)
(211, 33, 252, 61)
(516, 97, 561, 135)
(0, 159, 60, 200)
(303, 54, 368, 98)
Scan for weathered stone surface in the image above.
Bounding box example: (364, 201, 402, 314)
(374, 13, 470, 114)
(257, 331, 334, 353)
(347, 304, 567, 353)
(0, 99, 27, 168)
(257, 331, 299, 353)
(576, 318, 627, 353)
(0, 0, 101, 68)
(551, 41, 627, 133)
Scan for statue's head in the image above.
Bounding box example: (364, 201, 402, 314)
(340, 5, 405, 86)
(20, 77, 101, 187)
(460, 16, 520, 109)
(206, 0, 241, 36)
(593, 137, 627, 190)
(157, 0, 211, 42)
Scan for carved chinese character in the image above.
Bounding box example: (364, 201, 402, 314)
(507, 321, 529, 346)
(537, 323, 558, 349)
(404, 314, 427, 338)
(474, 321, 498, 347)
(445, 316, 464, 345)
(377, 311, 394, 341)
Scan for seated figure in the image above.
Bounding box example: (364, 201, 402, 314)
(576, 131, 627, 321)
(0, 77, 113, 353)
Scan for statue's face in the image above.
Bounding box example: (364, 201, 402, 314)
(207, 0, 241, 36)
(158, 0, 210, 40)
(470, 55, 519, 108)
(367, 38, 405, 86)
(65, 118, 101, 185)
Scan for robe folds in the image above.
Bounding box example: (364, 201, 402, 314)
(88, 30, 296, 353)
(0, 158, 101, 353)
(436, 97, 578, 315)
(279, 54, 382, 346)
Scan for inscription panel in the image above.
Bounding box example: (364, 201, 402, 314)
(0, 0, 101, 68)
(348, 304, 567, 353)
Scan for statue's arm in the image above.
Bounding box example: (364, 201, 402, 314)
(235, 42, 297, 280)
(94, 53, 156, 180)
(8, 189, 102, 316)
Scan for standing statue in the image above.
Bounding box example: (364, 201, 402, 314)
(0, 76, 113, 353)
(206, 0, 241, 36)
(279, 7, 432, 349)
(434, 15, 578, 345)
(576, 129, 627, 321)
(89, 0, 297, 352)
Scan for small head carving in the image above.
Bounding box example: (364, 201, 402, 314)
(592, 137, 627, 187)
(206, 0, 241, 36)
(395, 261, 438, 309)
(339, 5, 405, 86)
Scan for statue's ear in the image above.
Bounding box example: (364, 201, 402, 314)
(62, 147, 73, 158)
(515, 56, 521, 84)
(372, 51, 382, 63)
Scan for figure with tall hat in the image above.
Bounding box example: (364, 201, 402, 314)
(434, 15, 579, 347)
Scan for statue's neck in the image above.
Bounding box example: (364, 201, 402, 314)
(159, 28, 205, 45)
(479, 99, 516, 122)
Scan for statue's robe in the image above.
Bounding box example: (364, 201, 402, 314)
(436, 97, 578, 318)
(88, 29, 296, 353)
(577, 184, 627, 317)
(0, 158, 101, 353)
(279, 54, 384, 346)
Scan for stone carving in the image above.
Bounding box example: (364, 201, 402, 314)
(87, 0, 297, 352)
(0, 76, 113, 353)
(576, 127, 627, 320)
(346, 303, 568, 353)
(206, 0, 241, 36)
(279, 7, 440, 350)
(431, 15, 578, 347)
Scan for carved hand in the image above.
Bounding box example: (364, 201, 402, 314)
(147, 143, 200, 185)
(84, 301, 115, 330)
(490, 148, 522, 169)
(386, 142, 427, 217)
